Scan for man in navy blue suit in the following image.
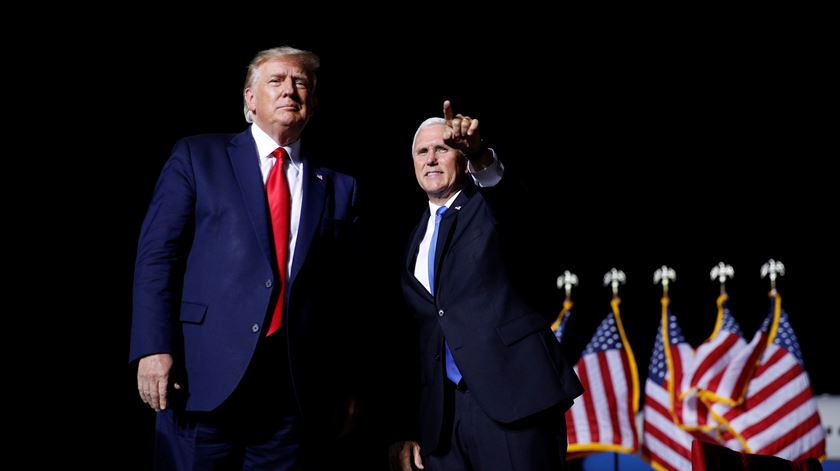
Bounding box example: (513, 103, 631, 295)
(391, 101, 583, 470)
(130, 46, 362, 470)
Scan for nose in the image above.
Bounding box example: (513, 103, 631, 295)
(424, 155, 439, 167)
(279, 77, 295, 96)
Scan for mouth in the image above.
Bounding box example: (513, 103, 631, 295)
(424, 170, 443, 177)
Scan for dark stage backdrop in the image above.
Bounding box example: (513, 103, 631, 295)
(85, 25, 832, 469)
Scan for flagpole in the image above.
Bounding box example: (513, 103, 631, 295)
(603, 268, 625, 297)
(602, 269, 626, 471)
(760, 258, 785, 293)
(710, 261, 734, 295)
(653, 265, 676, 298)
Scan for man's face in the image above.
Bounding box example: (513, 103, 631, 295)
(245, 57, 315, 135)
(413, 123, 466, 203)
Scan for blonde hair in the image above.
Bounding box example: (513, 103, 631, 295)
(242, 46, 320, 123)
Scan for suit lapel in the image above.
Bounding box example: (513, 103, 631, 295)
(288, 159, 325, 290)
(406, 209, 432, 297)
(433, 189, 473, 284)
(406, 188, 474, 298)
(228, 131, 273, 266)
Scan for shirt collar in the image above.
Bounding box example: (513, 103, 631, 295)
(250, 124, 302, 165)
(428, 190, 462, 215)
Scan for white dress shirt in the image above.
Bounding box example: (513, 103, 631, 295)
(251, 124, 303, 277)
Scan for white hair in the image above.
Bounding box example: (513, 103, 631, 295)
(411, 117, 446, 156)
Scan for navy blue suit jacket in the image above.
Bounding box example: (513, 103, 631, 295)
(130, 130, 360, 420)
(401, 182, 583, 451)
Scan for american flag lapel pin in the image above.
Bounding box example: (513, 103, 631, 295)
(316, 174, 323, 181)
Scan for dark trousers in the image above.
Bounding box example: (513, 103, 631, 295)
(154, 333, 304, 471)
(425, 382, 568, 471)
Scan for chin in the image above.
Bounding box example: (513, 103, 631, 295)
(423, 186, 444, 196)
(275, 111, 304, 122)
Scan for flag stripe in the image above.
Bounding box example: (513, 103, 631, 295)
(702, 330, 767, 404)
(738, 371, 811, 439)
(780, 426, 828, 462)
(643, 432, 690, 471)
(721, 347, 795, 423)
(585, 353, 612, 444)
(567, 370, 586, 442)
(597, 351, 622, 446)
(690, 333, 741, 387)
(607, 350, 637, 449)
(757, 411, 822, 456)
(727, 333, 769, 400)
(643, 392, 694, 470)
(577, 359, 600, 443)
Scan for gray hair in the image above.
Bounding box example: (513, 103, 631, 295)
(411, 117, 446, 156)
(243, 46, 320, 123)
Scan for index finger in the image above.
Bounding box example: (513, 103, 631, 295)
(443, 100, 453, 123)
(158, 379, 168, 410)
(413, 443, 425, 469)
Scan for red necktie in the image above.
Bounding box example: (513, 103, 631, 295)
(265, 147, 290, 336)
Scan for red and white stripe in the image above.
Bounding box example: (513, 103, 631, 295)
(707, 294, 826, 461)
(566, 299, 640, 455)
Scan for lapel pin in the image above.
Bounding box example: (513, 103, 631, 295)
(316, 174, 323, 181)
(454, 206, 461, 210)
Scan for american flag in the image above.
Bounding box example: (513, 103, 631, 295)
(686, 294, 745, 393)
(673, 295, 746, 431)
(642, 298, 717, 471)
(697, 307, 767, 407)
(552, 298, 572, 344)
(707, 292, 826, 461)
(563, 298, 640, 456)
(654, 297, 716, 433)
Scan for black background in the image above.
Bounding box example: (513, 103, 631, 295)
(51, 16, 833, 469)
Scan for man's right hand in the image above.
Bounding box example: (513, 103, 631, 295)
(388, 440, 424, 470)
(137, 353, 180, 411)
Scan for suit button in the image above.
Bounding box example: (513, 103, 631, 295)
(433, 353, 440, 360)
(251, 323, 260, 333)
(265, 279, 273, 288)
(438, 309, 444, 317)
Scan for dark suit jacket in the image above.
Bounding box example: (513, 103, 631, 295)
(401, 181, 583, 452)
(130, 130, 360, 425)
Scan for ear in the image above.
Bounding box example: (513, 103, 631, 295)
(244, 88, 256, 112)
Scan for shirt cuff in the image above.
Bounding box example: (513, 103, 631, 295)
(467, 148, 504, 188)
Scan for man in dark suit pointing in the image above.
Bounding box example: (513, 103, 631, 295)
(391, 101, 583, 471)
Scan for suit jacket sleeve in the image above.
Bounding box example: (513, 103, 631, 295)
(474, 173, 559, 320)
(129, 139, 195, 362)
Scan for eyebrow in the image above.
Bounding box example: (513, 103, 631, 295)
(266, 72, 310, 82)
